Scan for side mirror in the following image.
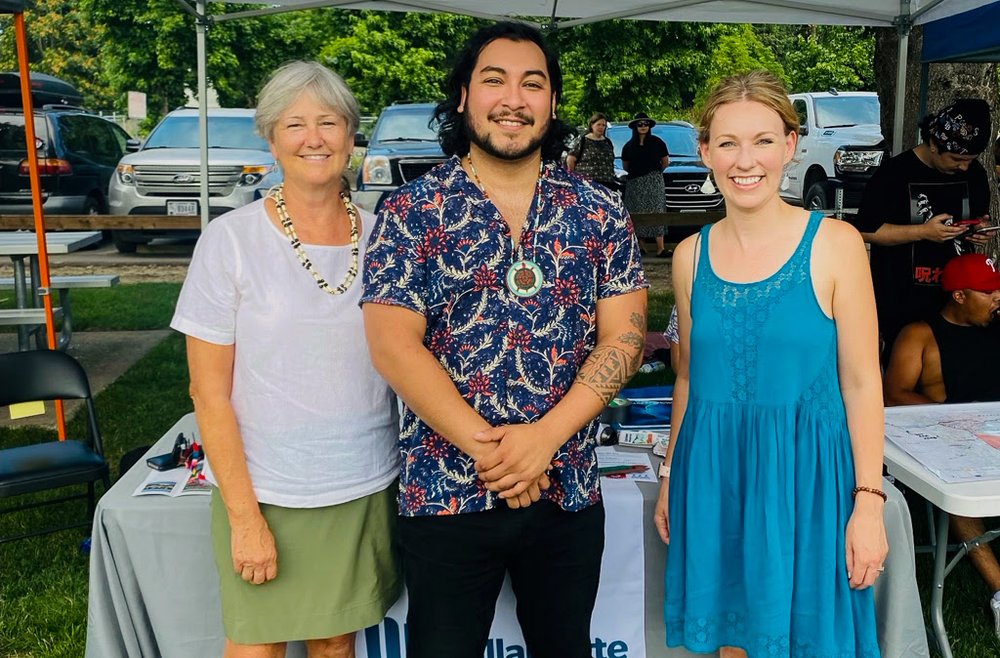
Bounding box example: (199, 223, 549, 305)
(125, 138, 141, 153)
(354, 132, 368, 148)
(797, 125, 808, 136)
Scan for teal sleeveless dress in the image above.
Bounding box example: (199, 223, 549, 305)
(664, 212, 880, 657)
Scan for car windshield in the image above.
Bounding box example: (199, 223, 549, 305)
(143, 115, 268, 150)
(373, 107, 439, 142)
(606, 124, 699, 158)
(813, 96, 880, 129)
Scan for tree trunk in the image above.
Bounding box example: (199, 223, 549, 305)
(874, 26, 923, 152)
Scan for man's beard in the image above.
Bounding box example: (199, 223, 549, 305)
(465, 111, 549, 161)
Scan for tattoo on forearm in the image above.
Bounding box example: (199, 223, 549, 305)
(619, 331, 644, 349)
(578, 345, 632, 404)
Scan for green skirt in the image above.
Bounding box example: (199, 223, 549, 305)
(210, 483, 400, 644)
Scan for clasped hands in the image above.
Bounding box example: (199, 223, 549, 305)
(472, 423, 560, 510)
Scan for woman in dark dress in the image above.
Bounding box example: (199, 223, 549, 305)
(622, 112, 670, 256)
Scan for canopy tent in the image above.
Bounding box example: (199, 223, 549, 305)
(176, 0, 1000, 227)
(2, 0, 68, 435)
(922, 0, 1000, 62)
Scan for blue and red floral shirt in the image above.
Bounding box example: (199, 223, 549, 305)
(362, 156, 647, 516)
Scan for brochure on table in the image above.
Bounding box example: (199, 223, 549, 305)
(884, 402, 1000, 483)
(133, 466, 212, 497)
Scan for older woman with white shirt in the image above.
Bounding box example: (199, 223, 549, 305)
(170, 61, 399, 658)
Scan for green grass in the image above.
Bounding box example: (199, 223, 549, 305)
(0, 283, 191, 657)
(0, 282, 181, 332)
(3, 285, 1000, 656)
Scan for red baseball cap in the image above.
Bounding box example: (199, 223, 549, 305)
(941, 254, 1000, 292)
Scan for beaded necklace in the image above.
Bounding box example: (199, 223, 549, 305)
(267, 184, 359, 296)
(466, 153, 546, 298)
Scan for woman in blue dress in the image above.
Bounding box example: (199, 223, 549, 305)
(654, 71, 888, 657)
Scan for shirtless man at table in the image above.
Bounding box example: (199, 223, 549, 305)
(884, 252, 1000, 637)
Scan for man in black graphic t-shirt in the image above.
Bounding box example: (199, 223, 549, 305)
(852, 98, 992, 355)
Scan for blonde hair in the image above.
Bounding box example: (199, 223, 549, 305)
(698, 71, 798, 144)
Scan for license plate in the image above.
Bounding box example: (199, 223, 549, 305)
(167, 200, 198, 216)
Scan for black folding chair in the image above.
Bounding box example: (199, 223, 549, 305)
(0, 349, 110, 543)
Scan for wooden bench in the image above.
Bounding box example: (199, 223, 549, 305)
(0, 275, 118, 350)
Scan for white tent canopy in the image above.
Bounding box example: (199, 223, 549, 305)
(176, 0, 1000, 226)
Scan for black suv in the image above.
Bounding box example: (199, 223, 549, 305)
(357, 102, 446, 208)
(0, 73, 132, 216)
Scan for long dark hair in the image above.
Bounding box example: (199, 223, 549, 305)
(434, 21, 574, 160)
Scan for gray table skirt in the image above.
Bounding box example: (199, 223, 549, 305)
(86, 414, 927, 657)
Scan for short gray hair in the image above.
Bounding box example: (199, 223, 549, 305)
(255, 61, 360, 140)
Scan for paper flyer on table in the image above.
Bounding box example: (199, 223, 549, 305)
(884, 403, 1000, 483)
(595, 446, 657, 482)
(133, 467, 212, 497)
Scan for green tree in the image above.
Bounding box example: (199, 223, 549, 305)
(319, 11, 485, 115)
(552, 20, 717, 125)
(695, 23, 786, 108)
(0, 0, 115, 109)
(81, 0, 321, 130)
(756, 25, 874, 93)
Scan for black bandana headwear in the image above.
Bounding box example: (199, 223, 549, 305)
(928, 98, 991, 155)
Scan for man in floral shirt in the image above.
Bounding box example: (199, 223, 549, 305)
(362, 21, 647, 658)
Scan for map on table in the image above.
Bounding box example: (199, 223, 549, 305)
(885, 403, 1000, 482)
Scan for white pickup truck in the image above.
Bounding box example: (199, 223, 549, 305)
(783, 91, 887, 211)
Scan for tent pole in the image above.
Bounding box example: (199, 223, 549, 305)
(197, 0, 209, 231)
(892, 2, 912, 155)
(14, 12, 66, 438)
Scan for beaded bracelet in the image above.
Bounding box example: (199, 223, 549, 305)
(852, 485, 887, 503)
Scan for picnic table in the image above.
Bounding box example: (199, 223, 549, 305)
(0, 230, 111, 350)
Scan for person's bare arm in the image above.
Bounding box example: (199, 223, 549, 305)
(475, 289, 648, 496)
(864, 213, 965, 246)
(566, 154, 578, 171)
(653, 234, 696, 544)
(883, 323, 936, 406)
(820, 221, 887, 590)
(187, 336, 277, 585)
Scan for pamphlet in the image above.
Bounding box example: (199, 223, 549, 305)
(133, 467, 212, 497)
(595, 446, 657, 482)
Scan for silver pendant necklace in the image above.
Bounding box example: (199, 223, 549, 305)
(268, 184, 360, 295)
(467, 153, 545, 298)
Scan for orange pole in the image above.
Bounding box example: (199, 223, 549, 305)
(15, 12, 66, 438)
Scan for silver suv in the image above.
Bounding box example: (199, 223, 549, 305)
(108, 108, 279, 252)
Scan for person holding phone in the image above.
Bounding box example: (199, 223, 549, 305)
(171, 61, 400, 657)
(851, 98, 993, 357)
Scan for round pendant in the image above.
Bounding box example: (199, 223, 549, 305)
(506, 259, 544, 298)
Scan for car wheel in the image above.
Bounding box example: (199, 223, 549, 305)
(84, 196, 103, 215)
(112, 232, 139, 254)
(803, 181, 829, 211)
